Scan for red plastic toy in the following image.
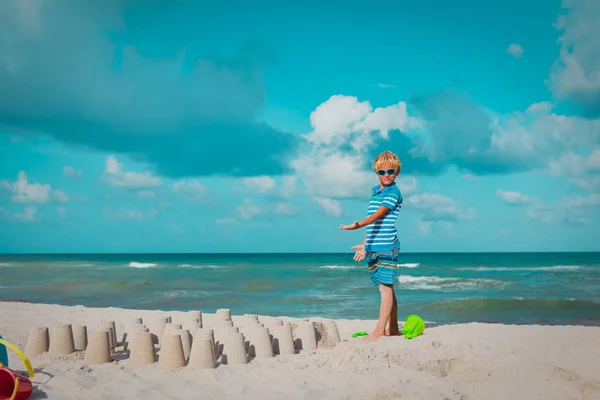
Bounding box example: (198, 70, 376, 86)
(0, 339, 35, 400)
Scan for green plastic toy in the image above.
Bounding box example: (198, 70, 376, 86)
(352, 331, 368, 338)
(401, 315, 425, 339)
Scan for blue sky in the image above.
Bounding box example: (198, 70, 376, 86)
(1, 0, 599, 253)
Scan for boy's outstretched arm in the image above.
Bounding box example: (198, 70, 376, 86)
(350, 235, 367, 261)
(339, 206, 391, 231)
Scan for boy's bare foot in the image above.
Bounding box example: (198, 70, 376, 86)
(362, 330, 385, 342)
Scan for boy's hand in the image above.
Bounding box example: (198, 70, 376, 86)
(350, 244, 366, 262)
(339, 221, 359, 230)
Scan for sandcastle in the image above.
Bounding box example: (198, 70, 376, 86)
(84, 329, 112, 364)
(23, 309, 341, 371)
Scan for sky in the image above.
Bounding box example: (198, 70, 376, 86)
(0, 0, 599, 253)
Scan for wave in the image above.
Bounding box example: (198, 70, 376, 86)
(398, 263, 419, 268)
(129, 262, 157, 268)
(397, 275, 506, 291)
(458, 265, 583, 272)
(177, 264, 221, 269)
(320, 265, 361, 270)
(425, 297, 600, 313)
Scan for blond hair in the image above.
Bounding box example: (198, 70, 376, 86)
(373, 150, 401, 172)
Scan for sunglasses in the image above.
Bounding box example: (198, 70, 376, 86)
(377, 168, 397, 176)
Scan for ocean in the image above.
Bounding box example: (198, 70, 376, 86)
(1, 252, 599, 326)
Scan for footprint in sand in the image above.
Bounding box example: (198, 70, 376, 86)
(545, 365, 582, 382)
(542, 364, 600, 400)
(582, 383, 600, 400)
(424, 357, 472, 378)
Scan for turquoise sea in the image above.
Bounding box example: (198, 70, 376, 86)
(1, 252, 599, 326)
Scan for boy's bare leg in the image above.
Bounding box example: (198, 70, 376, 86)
(362, 283, 394, 342)
(386, 290, 400, 336)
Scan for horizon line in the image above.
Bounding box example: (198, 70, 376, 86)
(1, 250, 599, 256)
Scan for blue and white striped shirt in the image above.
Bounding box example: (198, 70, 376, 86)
(365, 182, 402, 253)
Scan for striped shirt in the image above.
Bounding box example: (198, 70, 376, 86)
(365, 182, 402, 253)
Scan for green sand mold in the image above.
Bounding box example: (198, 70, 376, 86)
(401, 315, 425, 339)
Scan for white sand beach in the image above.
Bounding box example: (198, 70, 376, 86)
(1, 301, 599, 400)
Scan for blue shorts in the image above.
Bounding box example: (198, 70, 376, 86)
(367, 247, 400, 286)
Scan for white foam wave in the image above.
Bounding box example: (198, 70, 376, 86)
(397, 275, 505, 291)
(320, 265, 361, 270)
(398, 263, 419, 268)
(0, 263, 13, 267)
(129, 262, 157, 268)
(458, 265, 583, 272)
(177, 264, 220, 269)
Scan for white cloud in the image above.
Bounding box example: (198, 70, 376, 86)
(292, 151, 374, 199)
(548, 150, 600, 190)
(307, 95, 372, 146)
(1, 171, 68, 204)
(417, 219, 433, 235)
(397, 176, 417, 196)
(62, 166, 83, 179)
(461, 174, 480, 180)
(238, 175, 297, 199)
(506, 43, 524, 58)
(549, 0, 600, 114)
(377, 83, 396, 89)
(242, 176, 276, 193)
(171, 180, 206, 202)
(104, 155, 162, 189)
(312, 197, 342, 217)
(274, 202, 297, 216)
(305, 95, 421, 147)
(525, 193, 600, 225)
(137, 190, 156, 199)
(56, 206, 78, 220)
(105, 206, 158, 220)
(14, 206, 38, 222)
(53, 189, 69, 204)
(1, 171, 50, 203)
(237, 198, 263, 221)
(490, 102, 600, 180)
(496, 190, 529, 205)
(235, 198, 297, 221)
(405, 193, 476, 222)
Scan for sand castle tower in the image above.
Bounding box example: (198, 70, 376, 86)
(84, 329, 112, 364)
(72, 325, 88, 351)
(245, 325, 274, 358)
(158, 332, 186, 371)
(323, 320, 341, 344)
(48, 323, 76, 356)
(128, 332, 156, 365)
(271, 324, 296, 355)
(25, 327, 49, 356)
(172, 329, 192, 361)
(188, 336, 216, 369)
(101, 320, 118, 346)
(216, 308, 231, 322)
(100, 321, 116, 351)
(153, 317, 170, 346)
(185, 311, 203, 326)
(294, 320, 317, 351)
(220, 331, 248, 365)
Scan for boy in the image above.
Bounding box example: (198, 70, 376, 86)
(339, 150, 402, 342)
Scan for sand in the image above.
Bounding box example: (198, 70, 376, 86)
(1, 302, 599, 400)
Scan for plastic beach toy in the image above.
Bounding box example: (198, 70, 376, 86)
(401, 315, 425, 340)
(352, 331, 368, 338)
(0, 338, 35, 400)
(0, 335, 7, 367)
